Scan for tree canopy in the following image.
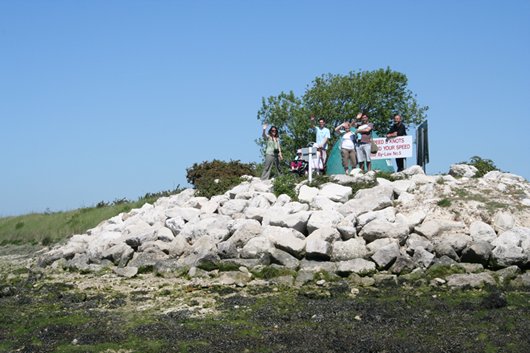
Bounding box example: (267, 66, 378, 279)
(256, 68, 428, 161)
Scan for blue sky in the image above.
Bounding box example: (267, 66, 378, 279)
(1, 0, 529, 216)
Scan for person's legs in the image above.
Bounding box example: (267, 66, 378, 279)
(361, 144, 372, 171)
(261, 154, 274, 180)
(341, 149, 349, 173)
(321, 149, 327, 172)
(356, 144, 367, 171)
(396, 158, 405, 172)
(348, 149, 357, 173)
(273, 155, 282, 176)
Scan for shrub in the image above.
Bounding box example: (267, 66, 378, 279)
(186, 159, 257, 198)
(462, 156, 499, 178)
(272, 173, 301, 200)
(308, 174, 330, 188)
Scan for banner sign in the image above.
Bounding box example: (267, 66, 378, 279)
(371, 136, 413, 160)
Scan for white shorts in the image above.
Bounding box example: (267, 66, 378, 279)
(356, 143, 371, 163)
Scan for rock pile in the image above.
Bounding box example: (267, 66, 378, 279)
(39, 165, 530, 288)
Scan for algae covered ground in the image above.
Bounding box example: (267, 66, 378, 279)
(1, 246, 529, 353)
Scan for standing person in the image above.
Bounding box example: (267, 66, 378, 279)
(334, 121, 357, 174)
(260, 123, 283, 180)
(310, 115, 331, 173)
(386, 114, 407, 172)
(356, 113, 374, 172)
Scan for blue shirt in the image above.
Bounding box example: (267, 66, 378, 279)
(315, 127, 331, 149)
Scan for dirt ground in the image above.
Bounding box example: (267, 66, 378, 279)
(1, 245, 529, 353)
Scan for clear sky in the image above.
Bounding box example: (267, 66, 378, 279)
(1, 0, 529, 217)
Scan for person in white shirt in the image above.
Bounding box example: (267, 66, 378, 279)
(334, 121, 357, 174)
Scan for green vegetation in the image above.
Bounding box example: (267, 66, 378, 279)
(1, 272, 528, 353)
(0, 187, 184, 246)
(349, 180, 378, 197)
(307, 174, 331, 188)
(452, 187, 510, 213)
(250, 266, 297, 280)
(437, 198, 452, 207)
(257, 68, 428, 162)
(462, 155, 499, 178)
(375, 171, 400, 182)
(186, 159, 257, 198)
(272, 174, 302, 199)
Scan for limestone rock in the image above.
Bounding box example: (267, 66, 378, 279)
(359, 220, 409, 243)
(460, 241, 493, 265)
(449, 164, 478, 178)
(336, 259, 376, 276)
(357, 207, 396, 228)
(268, 210, 312, 234)
(241, 236, 274, 259)
(218, 199, 248, 217)
(338, 195, 392, 218)
(331, 238, 368, 261)
(469, 221, 497, 243)
(434, 233, 472, 254)
(113, 266, 138, 278)
(446, 273, 496, 288)
(270, 248, 300, 270)
(411, 246, 435, 269)
(298, 185, 319, 204)
(263, 226, 306, 259)
(307, 210, 344, 234)
(371, 242, 400, 269)
(490, 245, 527, 268)
(492, 211, 515, 233)
(318, 183, 352, 202)
(389, 254, 416, 274)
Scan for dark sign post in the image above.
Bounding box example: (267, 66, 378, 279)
(416, 120, 429, 172)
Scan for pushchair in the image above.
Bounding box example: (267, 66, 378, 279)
(290, 144, 325, 176)
(290, 149, 309, 176)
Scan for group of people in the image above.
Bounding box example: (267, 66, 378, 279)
(260, 113, 407, 180)
(334, 113, 374, 174)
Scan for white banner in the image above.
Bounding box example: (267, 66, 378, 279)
(371, 135, 413, 160)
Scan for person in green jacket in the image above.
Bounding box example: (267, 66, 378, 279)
(260, 123, 283, 180)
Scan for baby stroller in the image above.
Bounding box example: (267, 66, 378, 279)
(290, 144, 324, 176)
(290, 149, 309, 176)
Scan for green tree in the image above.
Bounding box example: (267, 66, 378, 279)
(257, 68, 428, 161)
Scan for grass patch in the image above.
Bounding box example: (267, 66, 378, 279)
(425, 264, 466, 279)
(251, 266, 296, 280)
(349, 180, 378, 197)
(0, 188, 184, 246)
(376, 171, 399, 181)
(437, 198, 452, 207)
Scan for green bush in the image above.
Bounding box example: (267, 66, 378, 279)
(186, 159, 257, 198)
(462, 156, 499, 178)
(272, 174, 301, 200)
